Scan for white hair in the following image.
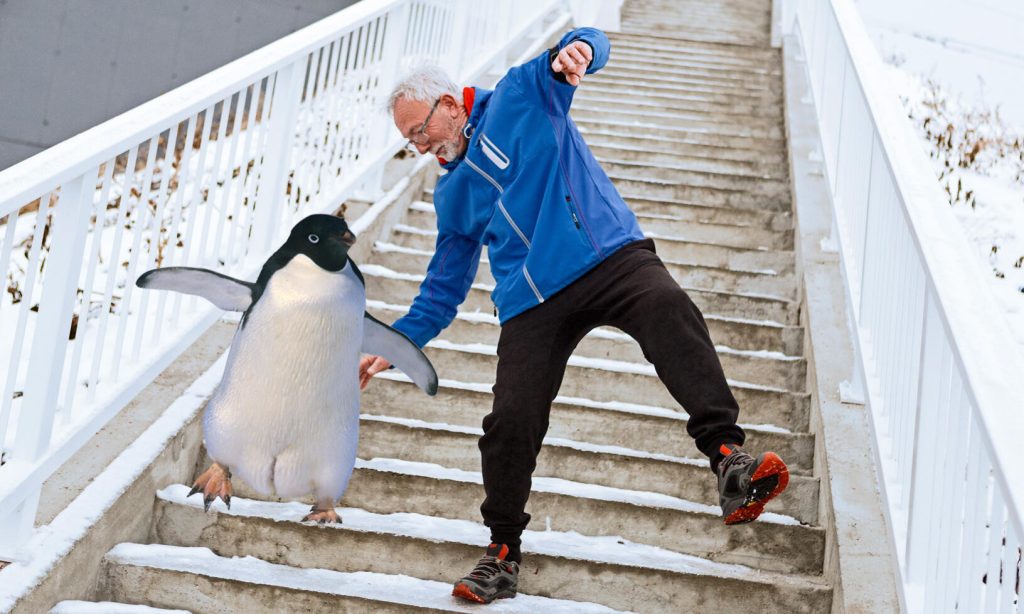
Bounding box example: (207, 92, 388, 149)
(386, 64, 462, 114)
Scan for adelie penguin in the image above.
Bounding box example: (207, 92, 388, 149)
(136, 214, 437, 523)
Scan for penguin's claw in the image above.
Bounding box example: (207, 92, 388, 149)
(189, 463, 233, 513)
(302, 508, 341, 524)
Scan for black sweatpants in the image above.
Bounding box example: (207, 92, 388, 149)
(479, 238, 746, 559)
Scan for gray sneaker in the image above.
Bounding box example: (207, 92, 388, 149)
(717, 443, 790, 525)
(452, 543, 519, 604)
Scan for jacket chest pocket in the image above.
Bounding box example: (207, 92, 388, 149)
(479, 133, 511, 171)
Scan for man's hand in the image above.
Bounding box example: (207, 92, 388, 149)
(359, 355, 391, 390)
(551, 41, 593, 86)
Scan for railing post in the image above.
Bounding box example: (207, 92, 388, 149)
(14, 174, 94, 462)
(1, 174, 93, 558)
(0, 483, 42, 561)
(253, 60, 304, 254)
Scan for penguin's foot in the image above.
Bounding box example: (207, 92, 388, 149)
(189, 463, 233, 512)
(302, 505, 341, 524)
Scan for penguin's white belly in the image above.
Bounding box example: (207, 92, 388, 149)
(204, 255, 365, 500)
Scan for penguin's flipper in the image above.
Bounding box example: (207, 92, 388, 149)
(136, 267, 256, 311)
(362, 313, 439, 396)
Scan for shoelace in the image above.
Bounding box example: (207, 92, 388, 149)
(719, 448, 754, 476)
(469, 556, 508, 579)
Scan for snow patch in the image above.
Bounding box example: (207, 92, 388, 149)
(107, 542, 624, 613)
(356, 458, 801, 526)
(156, 484, 801, 584)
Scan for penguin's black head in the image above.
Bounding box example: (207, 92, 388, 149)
(284, 214, 356, 272)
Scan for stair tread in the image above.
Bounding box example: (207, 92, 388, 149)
(50, 601, 191, 614)
(155, 486, 824, 587)
(106, 542, 622, 613)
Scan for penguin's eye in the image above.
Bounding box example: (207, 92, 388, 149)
(308, 234, 320, 244)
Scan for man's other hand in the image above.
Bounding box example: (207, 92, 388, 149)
(551, 41, 593, 86)
(359, 355, 391, 390)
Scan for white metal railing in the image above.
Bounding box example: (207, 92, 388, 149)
(780, 0, 1024, 611)
(0, 0, 566, 559)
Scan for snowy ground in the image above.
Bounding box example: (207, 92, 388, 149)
(854, 0, 1024, 351)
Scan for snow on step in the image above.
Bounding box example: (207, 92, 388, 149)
(373, 369, 794, 434)
(361, 413, 709, 467)
(106, 543, 625, 614)
(424, 338, 795, 394)
(355, 457, 802, 527)
(155, 485, 802, 585)
(50, 602, 190, 614)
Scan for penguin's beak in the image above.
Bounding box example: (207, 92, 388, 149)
(341, 230, 357, 246)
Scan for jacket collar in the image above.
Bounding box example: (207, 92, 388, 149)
(439, 86, 493, 170)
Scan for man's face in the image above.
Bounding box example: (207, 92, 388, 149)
(393, 94, 464, 161)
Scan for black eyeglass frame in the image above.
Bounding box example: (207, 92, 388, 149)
(404, 97, 441, 152)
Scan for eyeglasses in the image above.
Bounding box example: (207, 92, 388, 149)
(404, 98, 441, 152)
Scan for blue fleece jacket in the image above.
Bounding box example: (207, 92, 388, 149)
(391, 28, 645, 347)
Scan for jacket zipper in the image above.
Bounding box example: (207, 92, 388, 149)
(565, 195, 581, 229)
(464, 156, 544, 304)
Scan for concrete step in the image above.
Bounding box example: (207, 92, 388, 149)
(411, 342, 808, 430)
(589, 68, 783, 97)
(101, 542, 617, 613)
(334, 460, 823, 574)
(391, 216, 793, 278)
(571, 105, 784, 140)
(416, 191, 794, 247)
(580, 83, 781, 119)
(576, 90, 782, 125)
(597, 61, 780, 90)
(617, 18, 771, 47)
(385, 212, 797, 283)
(620, 21, 769, 47)
(573, 98, 783, 135)
(597, 159, 790, 198)
(577, 125, 786, 162)
(367, 293, 805, 391)
(361, 263, 800, 327)
(371, 245, 797, 306)
(369, 277, 803, 354)
(50, 601, 190, 613)
(354, 415, 819, 525)
(605, 49, 780, 78)
(579, 77, 781, 107)
(151, 489, 832, 613)
(575, 119, 785, 155)
(361, 373, 814, 473)
(586, 140, 788, 179)
(605, 172, 790, 212)
(609, 31, 778, 60)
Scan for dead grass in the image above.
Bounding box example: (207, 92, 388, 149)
(903, 79, 1024, 207)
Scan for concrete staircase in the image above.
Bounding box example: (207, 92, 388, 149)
(69, 0, 836, 611)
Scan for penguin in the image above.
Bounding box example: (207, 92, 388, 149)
(136, 213, 437, 523)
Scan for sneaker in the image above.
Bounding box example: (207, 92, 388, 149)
(717, 443, 790, 525)
(451, 543, 519, 604)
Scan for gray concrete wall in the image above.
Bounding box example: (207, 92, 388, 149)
(0, 0, 359, 171)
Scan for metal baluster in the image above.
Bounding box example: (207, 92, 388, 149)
(110, 134, 161, 383)
(131, 123, 180, 361)
(87, 146, 140, 398)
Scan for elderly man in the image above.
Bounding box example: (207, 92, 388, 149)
(360, 27, 790, 604)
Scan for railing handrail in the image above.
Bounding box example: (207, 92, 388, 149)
(0, 0, 401, 213)
(782, 0, 1024, 610)
(831, 0, 1024, 542)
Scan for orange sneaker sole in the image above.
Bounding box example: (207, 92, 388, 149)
(452, 583, 487, 603)
(724, 451, 790, 525)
